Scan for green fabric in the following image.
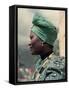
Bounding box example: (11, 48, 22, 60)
(32, 53, 65, 81)
(32, 13, 57, 46)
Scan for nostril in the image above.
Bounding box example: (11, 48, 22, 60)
(28, 43, 31, 46)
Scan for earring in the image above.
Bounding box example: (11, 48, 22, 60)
(41, 42, 44, 46)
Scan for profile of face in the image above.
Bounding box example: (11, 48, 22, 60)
(28, 31, 43, 55)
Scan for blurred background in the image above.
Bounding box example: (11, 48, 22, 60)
(17, 8, 65, 81)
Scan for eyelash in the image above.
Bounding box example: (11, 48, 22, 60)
(30, 36, 33, 39)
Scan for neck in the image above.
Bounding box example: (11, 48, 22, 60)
(40, 49, 53, 60)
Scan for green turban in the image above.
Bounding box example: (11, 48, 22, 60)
(31, 13, 57, 46)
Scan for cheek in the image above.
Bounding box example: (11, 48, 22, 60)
(32, 39, 39, 47)
(31, 38, 38, 46)
(31, 39, 36, 45)
(32, 39, 42, 50)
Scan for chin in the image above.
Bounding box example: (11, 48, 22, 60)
(31, 51, 39, 55)
(30, 49, 39, 55)
(31, 52, 36, 55)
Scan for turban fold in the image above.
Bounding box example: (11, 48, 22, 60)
(31, 13, 57, 46)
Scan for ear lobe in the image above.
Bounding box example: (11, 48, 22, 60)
(41, 42, 44, 47)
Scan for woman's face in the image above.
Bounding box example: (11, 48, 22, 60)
(28, 31, 43, 55)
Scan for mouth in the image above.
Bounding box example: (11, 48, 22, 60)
(29, 46, 33, 50)
(29, 44, 33, 49)
(30, 47, 33, 51)
(28, 45, 35, 52)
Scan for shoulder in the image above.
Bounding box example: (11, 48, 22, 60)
(45, 54, 65, 80)
(49, 54, 65, 69)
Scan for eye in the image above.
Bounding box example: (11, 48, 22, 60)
(30, 35, 33, 40)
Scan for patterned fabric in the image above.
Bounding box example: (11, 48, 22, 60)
(32, 53, 65, 81)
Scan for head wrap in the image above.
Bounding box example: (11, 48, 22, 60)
(31, 13, 57, 46)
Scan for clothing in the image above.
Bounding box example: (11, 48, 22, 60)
(32, 53, 65, 81)
(32, 13, 57, 46)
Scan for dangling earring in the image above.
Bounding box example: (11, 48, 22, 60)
(41, 42, 44, 46)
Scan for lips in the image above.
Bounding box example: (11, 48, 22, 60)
(29, 45, 32, 49)
(30, 46, 33, 50)
(28, 44, 34, 51)
(29, 44, 33, 48)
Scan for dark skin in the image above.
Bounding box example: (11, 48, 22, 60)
(28, 31, 53, 60)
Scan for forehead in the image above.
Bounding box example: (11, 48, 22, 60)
(30, 31, 37, 37)
(30, 31, 41, 40)
(30, 31, 43, 42)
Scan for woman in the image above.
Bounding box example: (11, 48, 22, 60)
(28, 13, 65, 81)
